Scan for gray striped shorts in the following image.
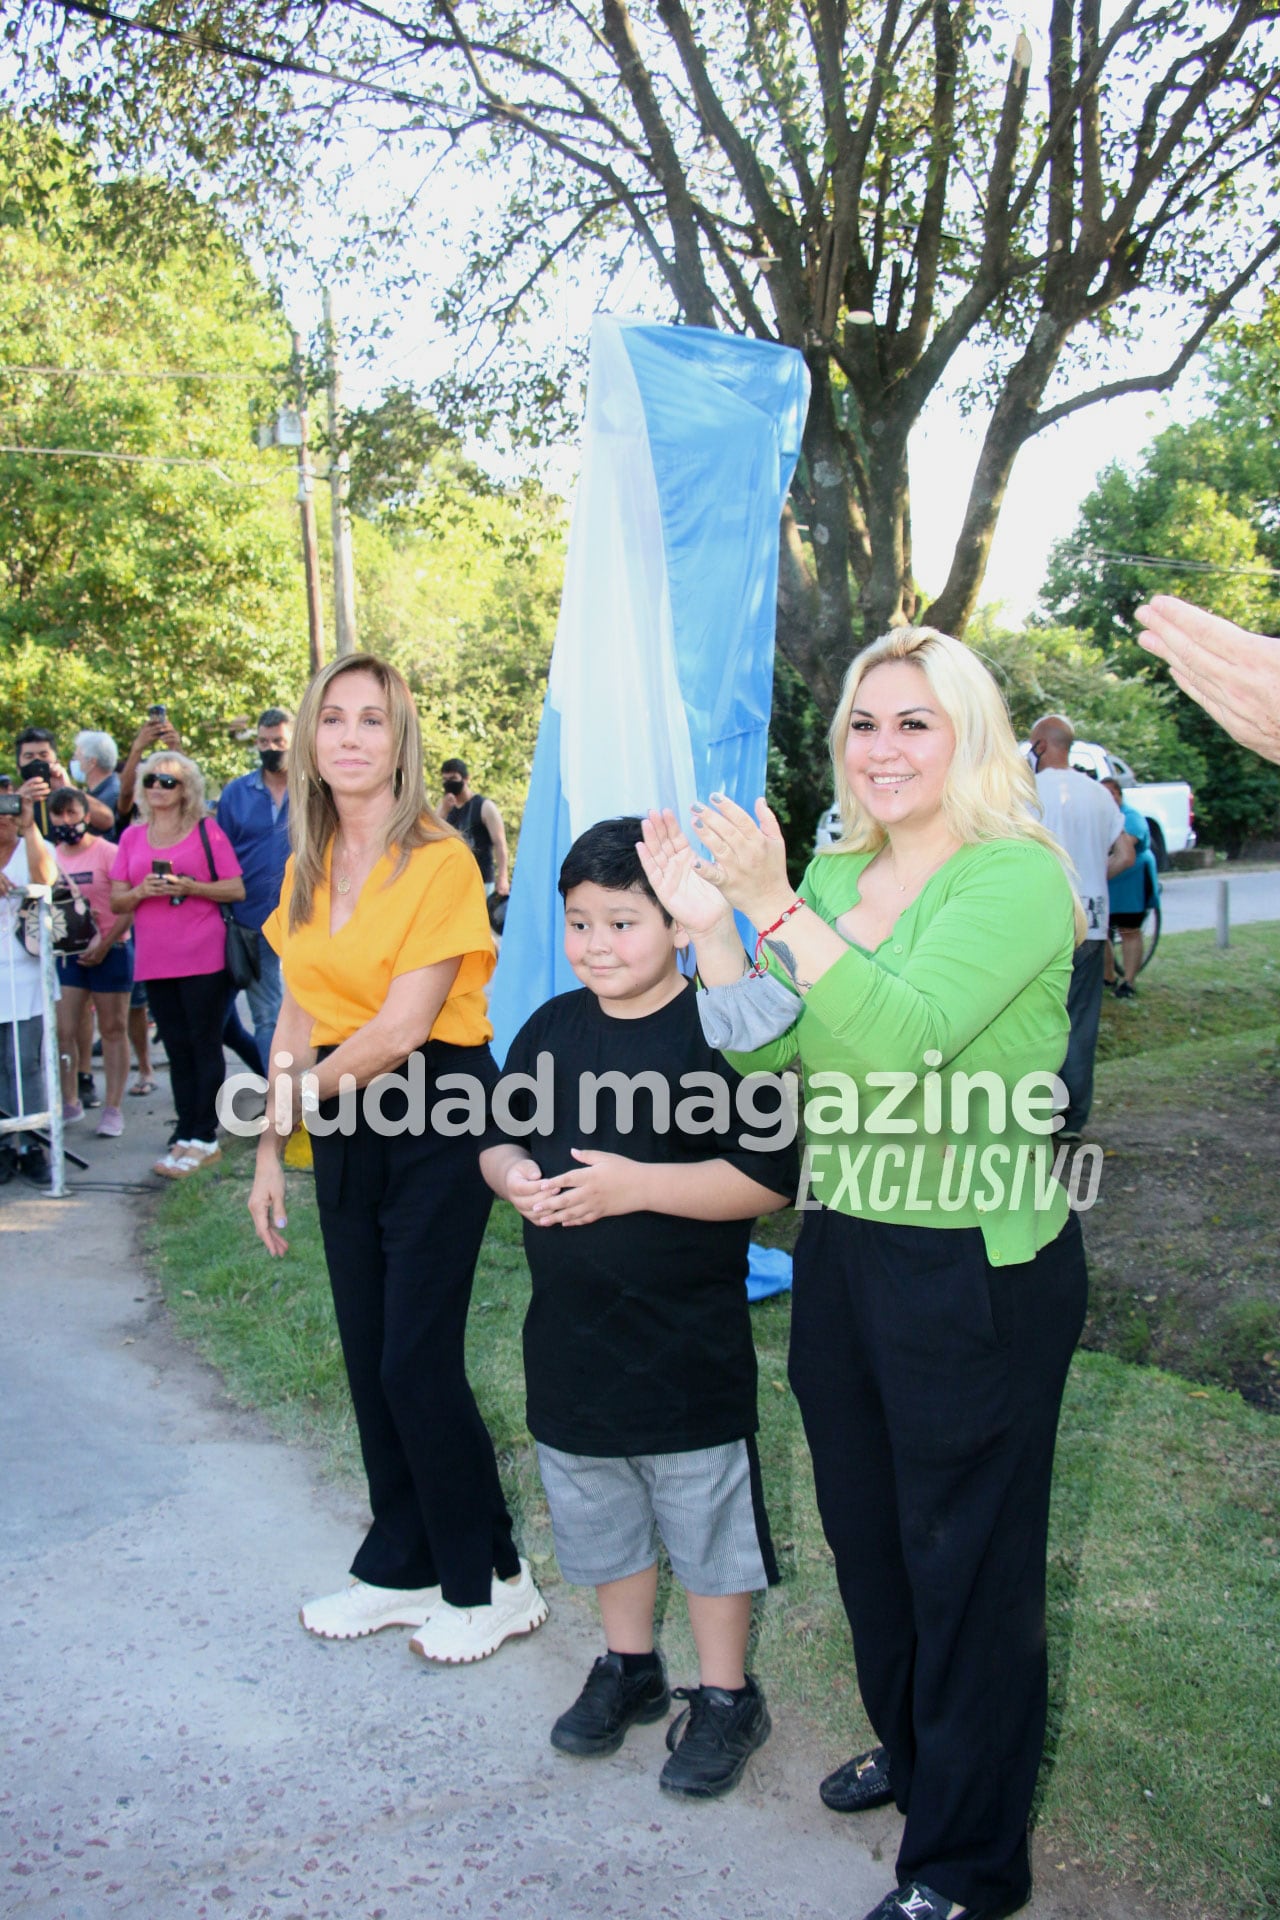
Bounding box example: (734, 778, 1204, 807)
(536, 1439, 773, 1596)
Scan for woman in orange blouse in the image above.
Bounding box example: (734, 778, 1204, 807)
(250, 656, 546, 1663)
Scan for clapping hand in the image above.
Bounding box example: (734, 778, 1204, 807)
(637, 809, 733, 935)
(686, 794, 792, 925)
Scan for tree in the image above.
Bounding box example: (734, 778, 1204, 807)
(1042, 300, 1280, 849)
(342, 425, 565, 824)
(0, 120, 310, 778)
(10, 2, 1280, 708)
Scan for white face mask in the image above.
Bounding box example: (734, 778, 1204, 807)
(70, 759, 86, 784)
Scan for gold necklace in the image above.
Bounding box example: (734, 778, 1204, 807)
(333, 837, 352, 896)
(885, 842, 958, 894)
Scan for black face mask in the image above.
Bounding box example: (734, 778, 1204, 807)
(51, 820, 88, 845)
(259, 748, 286, 773)
(442, 776, 465, 795)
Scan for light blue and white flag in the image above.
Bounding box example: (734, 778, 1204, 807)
(488, 317, 809, 1060)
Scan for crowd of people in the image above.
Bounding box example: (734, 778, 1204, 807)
(3, 591, 1273, 1920)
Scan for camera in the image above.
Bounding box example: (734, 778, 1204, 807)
(0, 793, 22, 817)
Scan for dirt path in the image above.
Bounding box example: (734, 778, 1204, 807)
(1, 1090, 1166, 1920)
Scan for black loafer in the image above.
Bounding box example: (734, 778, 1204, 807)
(860, 1881, 1028, 1920)
(820, 1743, 895, 1812)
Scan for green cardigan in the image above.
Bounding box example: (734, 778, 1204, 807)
(725, 837, 1077, 1266)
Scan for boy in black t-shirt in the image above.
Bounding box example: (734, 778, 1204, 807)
(481, 817, 797, 1798)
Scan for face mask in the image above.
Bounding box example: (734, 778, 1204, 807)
(69, 759, 86, 784)
(259, 748, 286, 773)
(442, 776, 464, 795)
(52, 820, 88, 845)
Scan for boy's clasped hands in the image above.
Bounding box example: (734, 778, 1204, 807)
(500, 1149, 652, 1228)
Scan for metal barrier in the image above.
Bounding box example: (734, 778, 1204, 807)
(1, 884, 67, 1197)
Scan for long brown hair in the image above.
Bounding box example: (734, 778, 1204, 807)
(287, 654, 455, 933)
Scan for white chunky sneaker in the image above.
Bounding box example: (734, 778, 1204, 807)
(408, 1559, 548, 1663)
(299, 1578, 443, 1639)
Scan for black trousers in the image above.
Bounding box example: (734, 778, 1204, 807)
(789, 1206, 1087, 1913)
(1060, 939, 1106, 1133)
(310, 1042, 519, 1608)
(146, 969, 229, 1144)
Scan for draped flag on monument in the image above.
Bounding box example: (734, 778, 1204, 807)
(488, 317, 809, 1061)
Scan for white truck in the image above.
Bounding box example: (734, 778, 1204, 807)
(815, 740, 1196, 869)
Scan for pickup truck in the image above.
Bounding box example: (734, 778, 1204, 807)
(815, 740, 1196, 870)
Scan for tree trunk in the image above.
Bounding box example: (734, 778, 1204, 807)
(925, 318, 1072, 635)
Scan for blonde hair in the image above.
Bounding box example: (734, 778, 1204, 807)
(288, 653, 455, 933)
(825, 626, 1088, 942)
(137, 750, 206, 837)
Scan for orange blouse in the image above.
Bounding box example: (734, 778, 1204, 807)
(263, 834, 495, 1049)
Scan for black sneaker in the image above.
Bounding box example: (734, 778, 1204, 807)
(550, 1651, 670, 1757)
(17, 1146, 52, 1188)
(658, 1675, 770, 1798)
(79, 1072, 101, 1109)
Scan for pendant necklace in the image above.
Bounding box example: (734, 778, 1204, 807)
(333, 837, 352, 895)
(886, 841, 958, 895)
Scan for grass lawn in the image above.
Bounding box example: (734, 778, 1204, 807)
(150, 921, 1280, 1918)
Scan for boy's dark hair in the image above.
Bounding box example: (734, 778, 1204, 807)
(48, 786, 87, 815)
(441, 756, 468, 778)
(558, 816, 672, 925)
(258, 706, 293, 729)
(15, 726, 57, 758)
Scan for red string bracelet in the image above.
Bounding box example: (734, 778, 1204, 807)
(754, 896, 805, 965)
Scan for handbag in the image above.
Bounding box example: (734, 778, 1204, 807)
(13, 873, 96, 958)
(198, 818, 261, 990)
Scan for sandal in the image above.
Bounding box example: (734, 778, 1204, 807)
(129, 1077, 158, 1096)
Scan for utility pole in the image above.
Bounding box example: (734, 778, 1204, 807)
(292, 331, 324, 675)
(323, 286, 357, 657)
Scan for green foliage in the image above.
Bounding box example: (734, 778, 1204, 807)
(12, 2, 1280, 689)
(1042, 302, 1280, 850)
(969, 611, 1198, 786)
(765, 651, 832, 881)
(0, 119, 309, 781)
(350, 488, 564, 832)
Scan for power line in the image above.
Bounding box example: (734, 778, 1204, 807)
(0, 362, 278, 382)
(0, 444, 302, 487)
(1084, 545, 1280, 581)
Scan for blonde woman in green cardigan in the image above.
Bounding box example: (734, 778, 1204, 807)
(638, 627, 1089, 1920)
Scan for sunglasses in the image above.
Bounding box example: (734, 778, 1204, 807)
(142, 773, 181, 790)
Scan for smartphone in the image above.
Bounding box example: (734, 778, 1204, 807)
(148, 704, 168, 722)
(0, 793, 22, 817)
(151, 860, 173, 877)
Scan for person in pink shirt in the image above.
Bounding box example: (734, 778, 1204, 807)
(48, 787, 135, 1137)
(110, 751, 244, 1178)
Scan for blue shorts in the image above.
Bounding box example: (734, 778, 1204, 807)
(57, 942, 135, 994)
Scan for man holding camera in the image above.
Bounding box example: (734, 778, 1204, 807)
(16, 729, 114, 838)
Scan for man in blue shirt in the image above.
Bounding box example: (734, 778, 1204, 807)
(216, 707, 292, 1071)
